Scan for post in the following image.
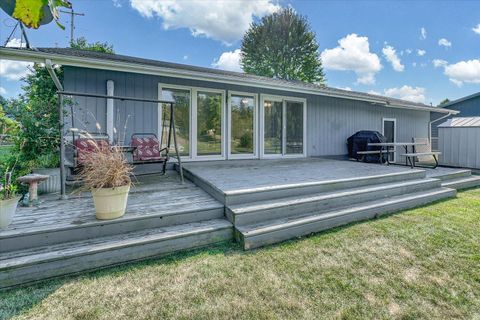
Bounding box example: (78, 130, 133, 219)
(170, 103, 184, 183)
(58, 93, 67, 199)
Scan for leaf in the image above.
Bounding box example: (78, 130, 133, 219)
(12, 0, 48, 29)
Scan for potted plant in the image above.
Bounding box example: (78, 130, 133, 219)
(78, 143, 133, 220)
(0, 171, 20, 229)
(33, 153, 61, 194)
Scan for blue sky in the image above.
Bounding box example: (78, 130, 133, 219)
(1, 0, 479, 105)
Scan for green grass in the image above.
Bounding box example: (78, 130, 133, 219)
(1, 189, 480, 320)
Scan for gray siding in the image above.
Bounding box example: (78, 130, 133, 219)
(64, 66, 430, 161)
(439, 127, 480, 169)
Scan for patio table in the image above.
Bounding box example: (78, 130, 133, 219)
(368, 142, 427, 166)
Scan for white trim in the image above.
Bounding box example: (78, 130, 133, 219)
(382, 118, 397, 163)
(106, 80, 114, 143)
(227, 91, 258, 159)
(0, 48, 457, 114)
(260, 94, 307, 159)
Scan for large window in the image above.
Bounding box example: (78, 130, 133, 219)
(264, 100, 283, 154)
(286, 101, 304, 154)
(197, 91, 222, 156)
(230, 94, 255, 155)
(262, 95, 306, 157)
(161, 87, 190, 156)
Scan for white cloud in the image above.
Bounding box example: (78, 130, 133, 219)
(444, 59, 480, 86)
(129, 0, 280, 45)
(0, 38, 32, 81)
(412, 62, 417, 67)
(473, 24, 480, 35)
(433, 59, 448, 68)
(438, 38, 452, 48)
(321, 33, 382, 85)
(417, 49, 426, 56)
(384, 85, 426, 103)
(0, 87, 6, 95)
(405, 49, 412, 55)
(212, 49, 243, 72)
(420, 27, 427, 40)
(112, 0, 122, 8)
(367, 90, 381, 95)
(382, 45, 404, 72)
(183, 55, 188, 60)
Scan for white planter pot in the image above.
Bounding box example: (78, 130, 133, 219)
(0, 196, 20, 230)
(33, 168, 60, 194)
(92, 184, 130, 220)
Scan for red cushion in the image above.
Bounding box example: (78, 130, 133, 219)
(75, 139, 110, 164)
(131, 136, 162, 161)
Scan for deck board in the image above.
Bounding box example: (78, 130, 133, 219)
(0, 173, 223, 237)
(182, 158, 421, 194)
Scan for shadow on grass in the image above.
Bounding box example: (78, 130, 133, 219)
(0, 241, 242, 319)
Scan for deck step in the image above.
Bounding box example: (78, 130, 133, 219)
(184, 167, 427, 206)
(431, 169, 472, 181)
(236, 188, 456, 250)
(228, 178, 441, 226)
(441, 175, 480, 190)
(0, 199, 224, 253)
(0, 219, 233, 289)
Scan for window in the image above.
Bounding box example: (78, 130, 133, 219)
(161, 87, 190, 156)
(196, 91, 223, 156)
(230, 94, 255, 155)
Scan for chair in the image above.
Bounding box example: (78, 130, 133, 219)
(74, 137, 110, 166)
(130, 133, 166, 163)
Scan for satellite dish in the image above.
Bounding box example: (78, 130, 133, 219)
(0, 0, 54, 26)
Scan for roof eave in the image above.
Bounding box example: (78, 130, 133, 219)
(0, 47, 456, 114)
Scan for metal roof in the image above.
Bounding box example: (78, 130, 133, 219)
(0, 47, 457, 114)
(439, 117, 480, 128)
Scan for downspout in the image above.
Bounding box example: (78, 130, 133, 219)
(428, 111, 455, 148)
(45, 59, 67, 199)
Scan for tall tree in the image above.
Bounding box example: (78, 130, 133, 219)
(241, 8, 325, 84)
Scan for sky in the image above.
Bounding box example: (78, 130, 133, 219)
(1, 0, 480, 105)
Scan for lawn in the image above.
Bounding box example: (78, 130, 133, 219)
(1, 189, 479, 320)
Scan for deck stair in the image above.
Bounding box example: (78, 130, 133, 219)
(214, 170, 457, 250)
(430, 169, 480, 190)
(0, 176, 233, 289)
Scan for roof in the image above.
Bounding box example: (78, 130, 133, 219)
(439, 117, 480, 128)
(0, 46, 457, 114)
(441, 92, 480, 108)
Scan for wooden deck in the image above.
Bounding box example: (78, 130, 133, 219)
(3, 174, 221, 239)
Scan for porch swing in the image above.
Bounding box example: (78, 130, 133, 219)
(130, 102, 183, 177)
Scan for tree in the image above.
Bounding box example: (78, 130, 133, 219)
(6, 38, 115, 171)
(71, 37, 114, 54)
(241, 8, 325, 84)
(439, 98, 450, 106)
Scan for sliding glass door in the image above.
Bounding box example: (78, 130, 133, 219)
(261, 95, 305, 157)
(196, 91, 223, 156)
(228, 92, 256, 157)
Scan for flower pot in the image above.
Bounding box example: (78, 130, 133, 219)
(33, 168, 60, 194)
(92, 184, 130, 220)
(0, 196, 21, 230)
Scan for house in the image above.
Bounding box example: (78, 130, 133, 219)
(430, 92, 480, 150)
(4, 47, 480, 287)
(1, 47, 457, 166)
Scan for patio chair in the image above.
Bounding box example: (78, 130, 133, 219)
(130, 133, 167, 164)
(74, 136, 110, 166)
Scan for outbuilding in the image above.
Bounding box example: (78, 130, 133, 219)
(438, 117, 480, 170)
